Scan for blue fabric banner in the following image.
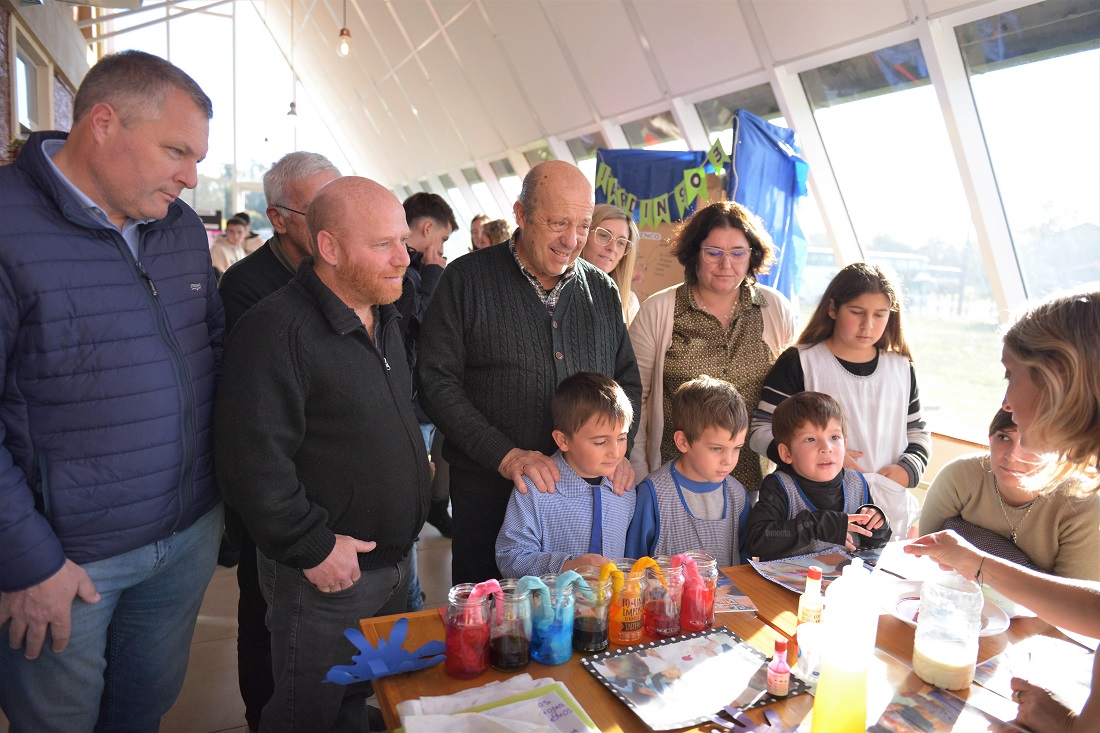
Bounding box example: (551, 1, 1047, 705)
(727, 110, 809, 299)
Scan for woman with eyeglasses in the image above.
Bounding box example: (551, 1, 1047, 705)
(628, 200, 796, 495)
(580, 203, 641, 325)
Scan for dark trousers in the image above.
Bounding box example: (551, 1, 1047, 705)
(226, 507, 272, 732)
(257, 553, 410, 733)
(449, 465, 511, 584)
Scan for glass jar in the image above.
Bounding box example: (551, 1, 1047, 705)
(529, 574, 575, 665)
(679, 551, 719, 632)
(912, 571, 984, 690)
(489, 579, 531, 671)
(608, 559, 645, 646)
(444, 583, 490, 679)
(572, 566, 613, 653)
(644, 557, 684, 638)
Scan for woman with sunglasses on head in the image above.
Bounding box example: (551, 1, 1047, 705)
(907, 292, 1100, 733)
(628, 201, 796, 495)
(580, 204, 641, 325)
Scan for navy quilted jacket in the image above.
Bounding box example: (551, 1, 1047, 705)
(0, 131, 224, 592)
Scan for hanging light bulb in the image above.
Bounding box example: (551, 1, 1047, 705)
(337, 0, 351, 57)
(287, 101, 298, 128)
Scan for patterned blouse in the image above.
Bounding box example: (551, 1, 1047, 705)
(660, 282, 776, 492)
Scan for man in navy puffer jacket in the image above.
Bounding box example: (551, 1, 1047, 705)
(0, 51, 224, 732)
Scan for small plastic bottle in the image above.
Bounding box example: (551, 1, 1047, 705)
(766, 638, 791, 696)
(798, 566, 824, 625)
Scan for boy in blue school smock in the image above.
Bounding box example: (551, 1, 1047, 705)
(495, 372, 636, 578)
(625, 376, 750, 566)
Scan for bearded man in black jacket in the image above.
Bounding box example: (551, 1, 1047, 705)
(215, 176, 429, 733)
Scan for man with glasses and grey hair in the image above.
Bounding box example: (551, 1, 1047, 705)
(0, 51, 223, 731)
(418, 160, 642, 584)
(217, 150, 339, 733)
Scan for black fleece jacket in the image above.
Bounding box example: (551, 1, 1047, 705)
(214, 259, 430, 570)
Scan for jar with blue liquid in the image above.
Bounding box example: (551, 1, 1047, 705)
(529, 574, 575, 665)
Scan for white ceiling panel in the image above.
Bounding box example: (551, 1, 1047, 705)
(395, 62, 466, 174)
(543, 0, 662, 119)
(484, 0, 592, 135)
(634, 1, 762, 96)
(417, 38, 498, 163)
(388, 0, 441, 49)
(444, 7, 537, 155)
(375, 75, 425, 179)
(431, 0, 475, 28)
(752, 0, 910, 62)
(355, 91, 408, 179)
(364, 1, 414, 72)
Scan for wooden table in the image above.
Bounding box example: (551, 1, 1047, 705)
(361, 564, 1085, 731)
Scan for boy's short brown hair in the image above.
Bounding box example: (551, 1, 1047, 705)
(552, 372, 633, 437)
(671, 375, 747, 443)
(772, 392, 848, 449)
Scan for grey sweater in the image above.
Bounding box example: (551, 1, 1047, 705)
(418, 241, 642, 499)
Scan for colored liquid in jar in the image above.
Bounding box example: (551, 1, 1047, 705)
(489, 633, 529, 671)
(573, 615, 609, 653)
(444, 622, 489, 679)
(530, 620, 572, 665)
(644, 599, 681, 637)
(610, 592, 643, 645)
(680, 585, 716, 631)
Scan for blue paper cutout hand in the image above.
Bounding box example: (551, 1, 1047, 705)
(324, 617, 445, 685)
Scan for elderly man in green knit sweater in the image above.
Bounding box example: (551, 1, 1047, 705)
(419, 160, 642, 584)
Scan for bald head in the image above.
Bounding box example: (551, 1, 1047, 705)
(307, 176, 396, 257)
(516, 160, 592, 226)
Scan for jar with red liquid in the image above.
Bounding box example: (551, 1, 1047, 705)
(608, 559, 645, 646)
(679, 551, 718, 632)
(444, 583, 490, 679)
(643, 557, 684, 638)
(489, 579, 531, 672)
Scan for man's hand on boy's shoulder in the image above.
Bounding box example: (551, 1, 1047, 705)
(500, 448, 560, 494)
(608, 458, 636, 496)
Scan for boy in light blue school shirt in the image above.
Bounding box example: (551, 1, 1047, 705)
(626, 376, 750, 567)
(496, 373, 636, 578)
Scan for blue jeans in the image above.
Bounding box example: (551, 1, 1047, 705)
(405, 422, 434, 613)
(0, 503, 223, 733)
(257, 551, 410, 733)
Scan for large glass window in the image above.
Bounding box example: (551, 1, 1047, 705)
(439, 173, 477, 260)
(462, 167, 503, 219)
(957, 0, 1100, 299)
(696, 83, 785, 153)
(802, 40, 1001, 441)
(622, 111, 687, 151)
(490, 158, 522, 205)
(523, 145, 554, 167)
(566, 131, 607, 185)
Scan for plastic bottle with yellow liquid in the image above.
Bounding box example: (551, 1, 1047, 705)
(810, 558, 879, 733)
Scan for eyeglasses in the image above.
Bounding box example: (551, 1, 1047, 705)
(273, 204, 307, 217)
(700, 247, 751, 264)
(542, 216, 590, 239)
(592, 226, 631, 251)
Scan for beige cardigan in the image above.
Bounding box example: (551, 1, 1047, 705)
(628, 282, 797, 478)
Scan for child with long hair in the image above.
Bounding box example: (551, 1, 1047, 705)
(748, 262, 931, 536)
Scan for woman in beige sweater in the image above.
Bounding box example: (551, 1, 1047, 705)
(920, 408, 1100, 581)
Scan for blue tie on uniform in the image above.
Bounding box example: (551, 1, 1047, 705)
(588, 485, 603, 555)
